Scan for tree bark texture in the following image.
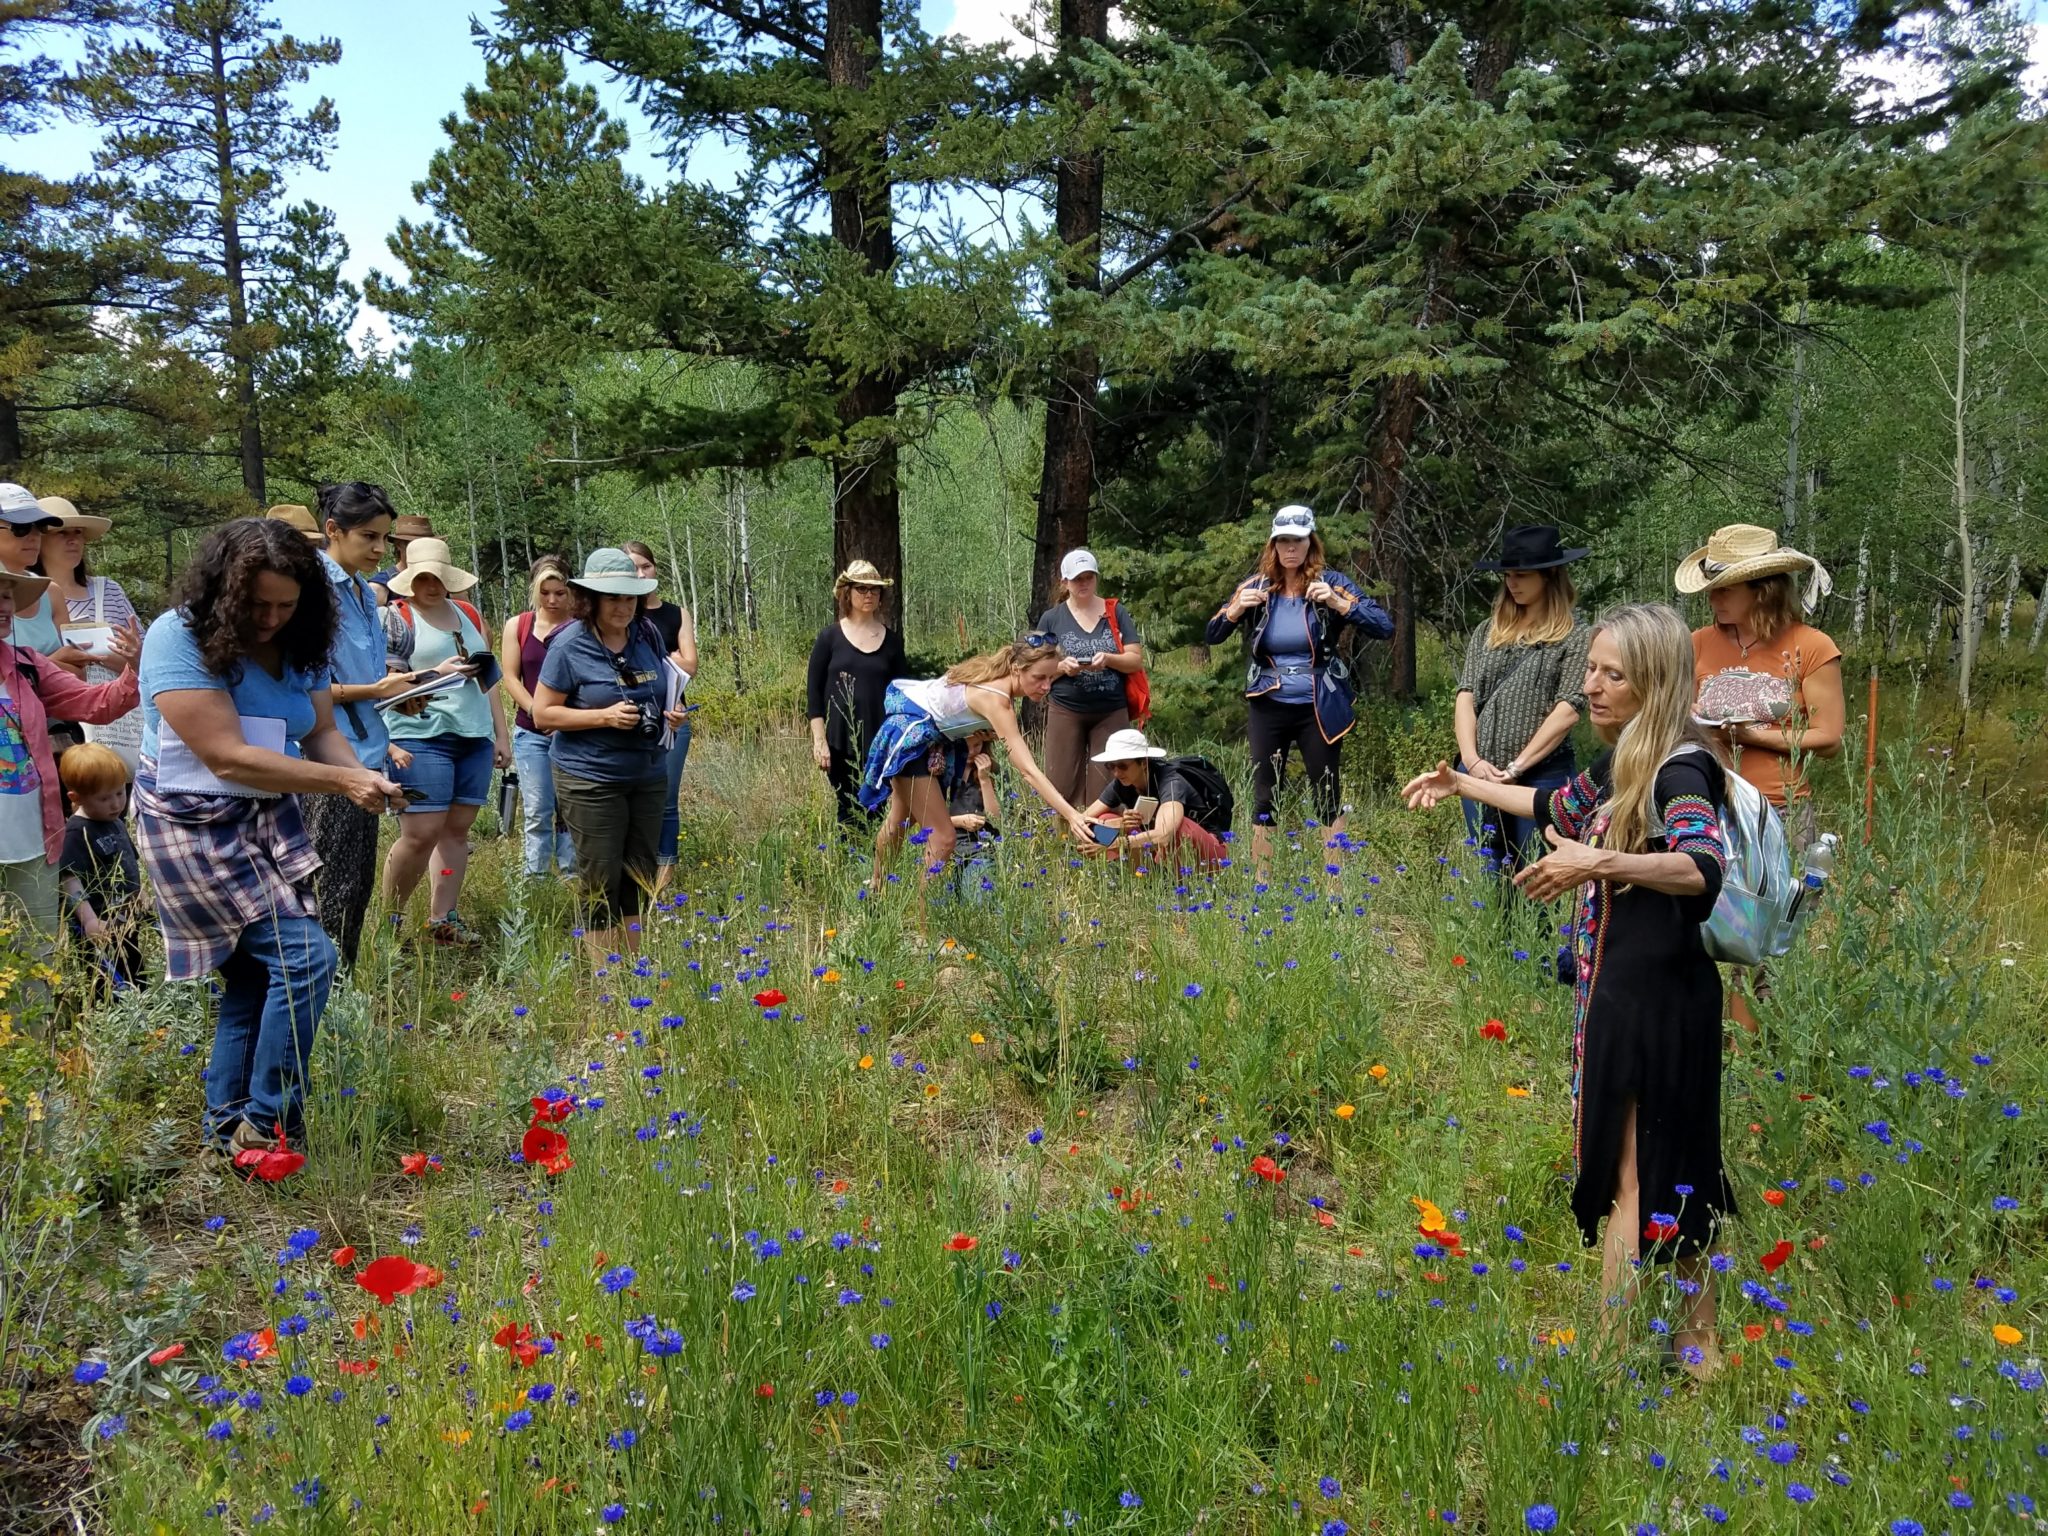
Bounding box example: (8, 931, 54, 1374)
(208, 24, 265, 504)
(1031, 0, 1110, 610)
(825, 0, 903, 619)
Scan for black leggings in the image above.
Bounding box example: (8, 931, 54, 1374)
(1247, 696, 1342, 825)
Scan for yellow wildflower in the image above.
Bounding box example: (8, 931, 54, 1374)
(1992, 1323, 2023, 1346)
(1368, 1063, 1388, 1080)
(1333, 1103, 1356, 1120)
(857, 1055, 874, 1071)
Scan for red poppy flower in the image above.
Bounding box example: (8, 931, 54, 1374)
(1250, 1154, 1285, 1183)
(530, 1095, 575, 1123)
(231, 1125, 305, 1182)
(338, 1358, 378, 1375)
(1451, 955, 1468, 967)
(1316, 1210, 1336, 1229)
(584, 1333, 604, 1351)
(522, 1123, 573, 1176)
(1643, 1220, 1679, 1243)
(1759, 1240, 1794, 1274)
(946, 1233, 978, 1252)
(148, 1342, 186, 1366)
(1479, 1020, 1508, 1043)
(751, 989, 788, 1008)
(356, 1255, 431, 1306)
(240, 1327, 277, 1362)
(493, 1322, 533, 1350)
(1762, 1189, 1787, 1207)
(400, 1151, 441, 1177)
(756, 1382, 775, 1398)
(332, 1245, 356, 1268)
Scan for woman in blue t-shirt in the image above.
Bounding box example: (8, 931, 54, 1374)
(532, 548, 686, 954)
(136, 519, 404, 1179)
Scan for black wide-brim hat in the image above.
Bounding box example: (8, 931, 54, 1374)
(1475, 525, 1590, 573)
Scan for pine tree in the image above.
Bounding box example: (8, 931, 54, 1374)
(420, 3, 1030, 616)
(1093, 0, 2043, 695)
(60, 0, 343, 503)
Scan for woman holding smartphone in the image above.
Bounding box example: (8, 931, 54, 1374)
(33, 496, 143, 767)
(859, 631, 1093, 888)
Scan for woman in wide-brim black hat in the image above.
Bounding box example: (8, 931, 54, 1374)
(1454, 526, 1594, 873)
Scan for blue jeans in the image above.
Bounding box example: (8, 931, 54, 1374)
(204, 915, 336, 1147)
(658, 718, 693, 866)
(1461, 761, 1574, 874)
(513, 726, 576, 877)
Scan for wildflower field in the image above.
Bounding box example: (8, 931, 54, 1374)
(11, 731, 2048, 1535)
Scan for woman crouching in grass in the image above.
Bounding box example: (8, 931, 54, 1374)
(1403, 602, 1733, 1380)
(859, 631, 1092, 888)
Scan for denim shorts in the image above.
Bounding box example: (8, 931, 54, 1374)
(392, 733, 493, 812)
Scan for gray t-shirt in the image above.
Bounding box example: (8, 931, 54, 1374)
(1037, 600, 1141, 713)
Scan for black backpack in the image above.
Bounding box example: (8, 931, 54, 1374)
(1163, 754, 1234, 833)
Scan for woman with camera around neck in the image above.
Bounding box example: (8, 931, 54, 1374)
(531, 549, 686, 953)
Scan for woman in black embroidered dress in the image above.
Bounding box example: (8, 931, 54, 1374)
(1405, 602, 1733, 1380)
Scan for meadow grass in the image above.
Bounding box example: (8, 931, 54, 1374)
(10, 720, 2047, 1534)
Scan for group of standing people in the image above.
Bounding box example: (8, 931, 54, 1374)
(0, 473, 704, 1178)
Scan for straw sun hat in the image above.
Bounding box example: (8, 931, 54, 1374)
(35, 496, 111, 540)
(834, 559, 894, 591)
(387, 537, 479, 596)
(1673, 524, 1833, 610)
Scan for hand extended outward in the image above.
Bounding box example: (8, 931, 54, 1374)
(345, 769, 408, 815)
(1511, 827, 1604, 902)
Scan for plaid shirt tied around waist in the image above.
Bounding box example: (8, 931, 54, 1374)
(134, 758, 322, 981)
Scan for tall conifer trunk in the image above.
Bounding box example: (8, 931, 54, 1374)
(207, 23, 264, 503)
(825, 0, 902, 619)
(1031, 0, 1109, 608)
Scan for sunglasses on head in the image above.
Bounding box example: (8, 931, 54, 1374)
(1019, 631, 1057, 650)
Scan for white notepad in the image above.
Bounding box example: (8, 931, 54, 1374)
(157, 716, 287, 798)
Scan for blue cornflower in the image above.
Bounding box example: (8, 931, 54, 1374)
(285, 1374, 314, 1397)
(527, 1382, 555, 1404)
(1525, 1506, 1558, 1532)
(1993, 1195, 2019, 1211)
(204, 1419, 232, 1441)
(731, 1282, 756, 1302)
(1183, 982, 1203, 999)
(869, 1333, 891, 1349)
(600, 1265, 636, 1295)
(503, 1409, 534, 1432)
(73, 1361, 107, 1385)
(1119, 1492, 1142, 1509)
(608, 1428, 638, 1450)
(601, 1505, 625, 1524)
(1786, 1484, 1815, 1504)
(1318, 1476, 1341, 1499)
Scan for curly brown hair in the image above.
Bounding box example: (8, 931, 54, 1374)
(175, 518, 336, 683)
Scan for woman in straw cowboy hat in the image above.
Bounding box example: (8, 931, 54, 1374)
(1456, 526, 1595, 874)
(807, 559, 906, 834)
(1675, 524, 1842, 844)
(36, 495, 143, 767)
(379, 536, 511, 947)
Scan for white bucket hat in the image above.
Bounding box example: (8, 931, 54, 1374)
(1091, 727, 1167, 764)
(1060, 548, 1099, 581)
(387, 537, 479, 596)
(569, 546, 658, 597)
(1269, 504, 1316, 540)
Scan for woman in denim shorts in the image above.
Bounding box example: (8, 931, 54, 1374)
(381, 539, 511, 947)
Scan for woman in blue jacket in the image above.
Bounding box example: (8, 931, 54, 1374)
(1205, 504, 1392, 867)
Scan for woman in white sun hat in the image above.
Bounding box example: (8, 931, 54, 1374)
(1036, 547, 1147, 808)
(379, 536, 511, 947)
(1675, 523, 1841, 845)
(35, 494, 142, 769)
(1073, 726, 1232, 869)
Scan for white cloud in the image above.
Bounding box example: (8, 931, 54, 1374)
(936, 0, 1044, 54)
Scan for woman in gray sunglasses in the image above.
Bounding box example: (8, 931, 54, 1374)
(858, 631, 1093, 887)
(1206, 504, 1392, 869)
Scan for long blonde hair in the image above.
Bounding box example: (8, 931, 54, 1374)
(1487, 567, 1578, 648)
(946, 631, 1059, 687)
(1596, 603, 1714, 855)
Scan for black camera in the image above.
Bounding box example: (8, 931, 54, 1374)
(632, 700, 662, 741)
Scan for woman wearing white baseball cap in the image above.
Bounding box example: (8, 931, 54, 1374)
(1205, 504, 1392, 869)
(1035, 547, 1148, 808)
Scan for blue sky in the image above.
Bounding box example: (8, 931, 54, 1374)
(12, 0, 1024, 346)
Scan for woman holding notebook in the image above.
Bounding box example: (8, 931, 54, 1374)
(136, 518, 404, 1180)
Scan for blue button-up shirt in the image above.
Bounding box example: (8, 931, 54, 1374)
(323, 552, 391, 772)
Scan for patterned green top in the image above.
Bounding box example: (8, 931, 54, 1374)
(1457, 617, 1593, 773)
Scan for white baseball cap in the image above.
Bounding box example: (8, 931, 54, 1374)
(1059, 548, 1099, 581)
(1091, 727, 1167, 764)
(1269, 504, 1316, 540)
(0, 483, 47, 523)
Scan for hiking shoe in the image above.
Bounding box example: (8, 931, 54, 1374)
(428, 912, 485, 948)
